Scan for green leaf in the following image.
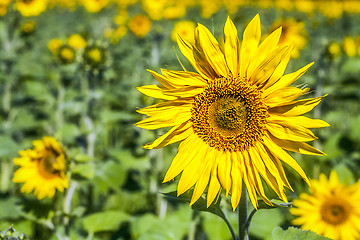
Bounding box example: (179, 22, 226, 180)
(131, 205, 191, 240)
(249, 208, 284, 240)
(0, 197, 23, 220)
(94, 161, 126, 192)
(0, 136, 19, 159)
(272, 227, 331, 240)
(334, 164, 355, 184)
(82, 210, 130, 234)
(162, 190, 226, 220)
(72, 163, 95, 179)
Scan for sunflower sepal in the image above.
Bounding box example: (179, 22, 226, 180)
(257, 198, 292, 210)
(162, 190, 225, 219)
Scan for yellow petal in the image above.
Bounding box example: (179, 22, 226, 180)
(177, 140, 211, 196)
(177, 34, 214, 80)
(247, 27, 282, 78)
(240, 14, 261, 78)
(262, 62, 314, 97)
(147, 69, 176, 89)
(137, 100, 191, 116)
(163, 134, 200, 182)
(190, 147, 217, 205)
(268, 115, 330, 129)
(265, 87, 309, 107)
(137, 85, 177, 100)
(207, 150, 222, 207)
(163, 86, 204, 98)
(224, 16, 240, 76)
(143, 121, 192, 149)
(230, 153, 242, 211)
(250, 46, 291, 86)
(161, 69, 207, 86)
(262, 133, 310, 186)
(135, 106, 191, 130)
(195, 24, 229, 77)
(266, 122, 318, 142)
(269, 95, 326, 116)
(217, 151, 232, 195)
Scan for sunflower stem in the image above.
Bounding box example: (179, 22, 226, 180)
(223, 212, 237, 240)
(238, 183, 249, 240)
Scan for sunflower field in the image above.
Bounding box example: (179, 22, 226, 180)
(1, 0, 360, 240)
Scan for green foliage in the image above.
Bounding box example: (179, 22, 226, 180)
(272, 227, 331, 240)
(82, 211, 130, 234)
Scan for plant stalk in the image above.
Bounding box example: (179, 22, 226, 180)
(238, 183, 249, 240)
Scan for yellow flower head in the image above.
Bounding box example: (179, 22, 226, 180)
(21, 20, 36, 35)
(0, 0, 11, 16)
(58, 45, 76, 64)
(48, 38, 63, 55)
(136, 15, 329, 210)
(14, 0, 47, 17)
(343, 36, 357, 57)
(326, 42, 341, 59)
(171, 20, 195, 44)
(83, 45, 106, 69)
(105, 25, 128, 44)
(291, 170, 360, 240)
(13, 137, 69, 199)
(128, 14, 151, 38)
(79, 0, 109, 13)
(268, 18, 308, 58)
(68, 34, 87, 50)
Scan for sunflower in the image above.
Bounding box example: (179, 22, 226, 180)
(14, 0, 47, 17)
(171, 20, 196, 44)
(13, 137, 69, 199)
(291, 171, 360, 240)
(268, 18, 308, 59)
(136, 15, 328, 210)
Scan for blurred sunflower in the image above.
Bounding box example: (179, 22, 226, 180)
(79, 0, 109, 13)
(343, 36, 357, 57)
(128, 14, 151, 38)
(136, 15, 328, 210)
(171, 20, 195, 44)
(268, 18, 308, 58)
(68, 34, 87, 50)
(14, 0, 47, 17)
(291, 171, 360, 240)
(13, 137, 69, 200)
(0, 0, 11, 16)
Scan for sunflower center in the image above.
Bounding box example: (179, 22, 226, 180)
(191, 76, 268, 152)
(209, 97, 246, 136)
(321, 198, 351, 225)
(39, 150, 60, 178)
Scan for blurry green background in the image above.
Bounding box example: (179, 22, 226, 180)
(0, 0, 359, 239)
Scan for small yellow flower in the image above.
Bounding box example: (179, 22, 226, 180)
(83, 45, 107, 69)
(79, 0, 109, 13)
(21, 20, 36, 35)
(291, 170, 360, 240)
(326, 42, 341, 59)
(48, 38, 63, 55)
(14, 0, 47, 17)
(171, 20, 195, 44)
(58, 45, 76, 64)
(13, 137, 69, 200)
(268, 18, 308, 58)
(294, 0, 315, 14)
(128, 14, 151, 38)
(0, 0, 11, 16)
(343, 36, 357, 57)
(105, 25, 128, 44)
(317, 1, 343, 19)
(68, 34, 87, 50)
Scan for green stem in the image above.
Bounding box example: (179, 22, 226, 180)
(223, 213, 237, 240)
(238, 183, 248, 240)
(63, 181, 77, 240)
